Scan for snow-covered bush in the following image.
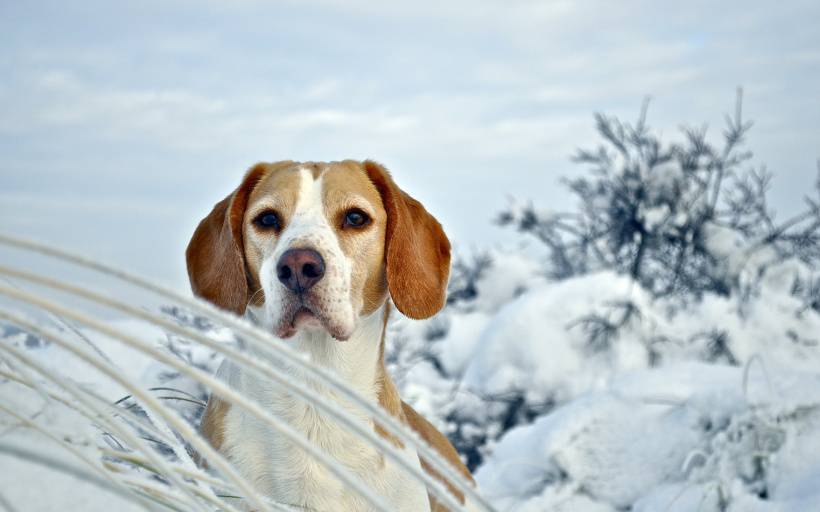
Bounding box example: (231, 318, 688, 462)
(497, 94, 820, 300)
(389, 96, 820, 510)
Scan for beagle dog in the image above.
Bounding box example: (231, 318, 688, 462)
(186, 160, 473, 511)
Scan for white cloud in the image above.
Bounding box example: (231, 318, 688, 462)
(0, 0, 818, 285)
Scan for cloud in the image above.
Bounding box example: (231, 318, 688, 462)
(0, 0, 818, 286)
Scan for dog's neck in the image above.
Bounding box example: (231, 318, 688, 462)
(245, 303, 389, 403)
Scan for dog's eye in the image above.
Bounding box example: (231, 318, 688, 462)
(254, 210, 281, 231)
(343, 209, 370, 229)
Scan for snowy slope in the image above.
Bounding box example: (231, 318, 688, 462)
(390, 255, 820, 511)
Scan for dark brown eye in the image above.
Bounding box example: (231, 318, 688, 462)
(343, 209, 370, 229)
(254, 210, 281, 231)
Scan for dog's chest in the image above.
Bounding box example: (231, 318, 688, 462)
(217, 362, 430, 511)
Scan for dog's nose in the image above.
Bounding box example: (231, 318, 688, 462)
(276, 248, 325, 293)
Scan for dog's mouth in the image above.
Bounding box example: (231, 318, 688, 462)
(274, 300, 351, 341)
(291, 306, 320, 329)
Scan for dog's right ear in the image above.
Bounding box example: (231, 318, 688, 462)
(185, 164, 270, 315)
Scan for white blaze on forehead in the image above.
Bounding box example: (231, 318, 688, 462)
(283, 167, 336, 248)
(294, 167, 324, 226)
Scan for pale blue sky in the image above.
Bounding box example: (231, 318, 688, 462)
(1, 0, 818, 291)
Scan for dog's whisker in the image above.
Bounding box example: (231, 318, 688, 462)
(246, 288, 265, 310)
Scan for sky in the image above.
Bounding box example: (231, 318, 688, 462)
(1, 0, 818, 293)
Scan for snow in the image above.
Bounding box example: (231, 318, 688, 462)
(639, 203, 670, 231)
(471, 249, 545, 314)
(438, 311, 491, 375)
(469, 362, 820, 511)
(703, 221, 750, 278)
(463, 272, 654, 402)
(392, 254, 820, 511)
(0, 439, 143, 512)
(0, 372, 144, 512)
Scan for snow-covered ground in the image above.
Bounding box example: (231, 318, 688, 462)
(388, 249, 820, 511)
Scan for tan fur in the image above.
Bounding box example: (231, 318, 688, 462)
(375, 305, 405, 449)
(322, 162, 390, 316)
(198, 396, 231, 463)
(402, 403, 474, 511)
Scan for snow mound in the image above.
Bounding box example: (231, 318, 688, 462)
(475, 363, 820, 511)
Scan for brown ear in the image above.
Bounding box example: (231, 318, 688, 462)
(185, 164, 268, 315)
(364, 161, 451, 319)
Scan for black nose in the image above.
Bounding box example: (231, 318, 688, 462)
(276, 248, 325, 293)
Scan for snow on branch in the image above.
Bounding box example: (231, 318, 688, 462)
(498, 90, 820, 302)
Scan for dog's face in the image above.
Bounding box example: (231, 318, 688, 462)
(242, 162, 389, 340)
(186, 160, 451, 341)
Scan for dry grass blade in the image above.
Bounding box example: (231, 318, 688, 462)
(0, 441, 165, 511)
(0, 234, 491, 512)
(0, 308, 281, 512)
(0, 288, 395, 512)
(0, 403, 159, 511)
(0, 342, 235, 512)
(0, 265, 470, 512)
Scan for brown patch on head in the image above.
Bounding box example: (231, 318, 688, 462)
(301, 161, 323, 179)
(321, 161, 389, 316)
(186, 162, 294, 314)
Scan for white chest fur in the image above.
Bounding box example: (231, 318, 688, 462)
(214, 307, 431, 512)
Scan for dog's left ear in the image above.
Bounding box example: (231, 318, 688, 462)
(185, 164, 269, 315)
(364, 161, 451, 319)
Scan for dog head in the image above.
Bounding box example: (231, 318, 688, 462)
(186, 160, 450, 341)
